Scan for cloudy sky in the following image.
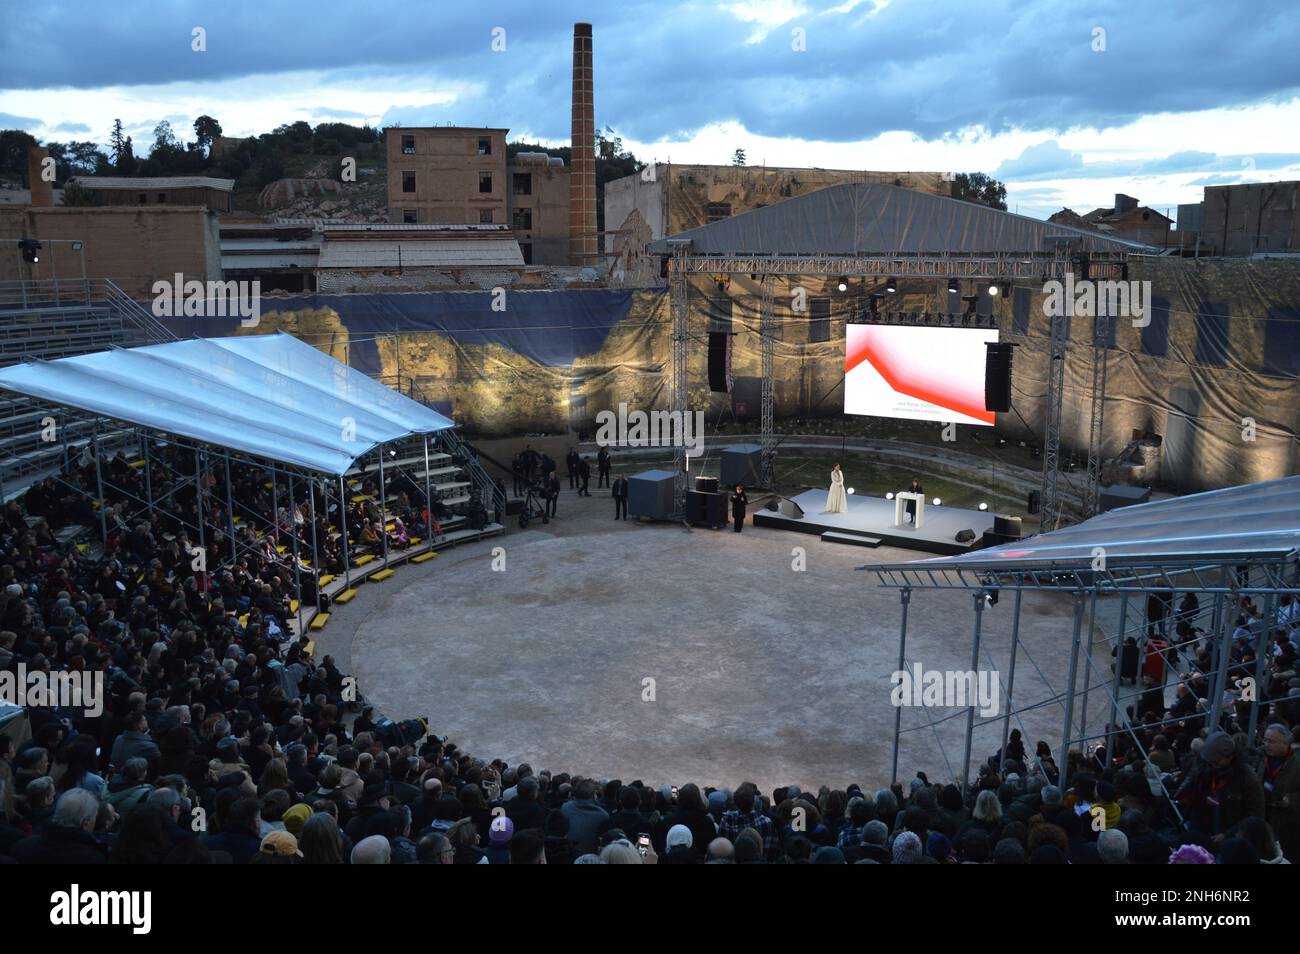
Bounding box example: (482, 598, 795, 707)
(3, 0, 1299, 220)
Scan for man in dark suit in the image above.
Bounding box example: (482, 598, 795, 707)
(597, 447, 611, 488)
(731, 485, 748, 533)
(545, 472, 560, 518)
(612, 474, 628, 520)
(905, 477, 923, 524)
(566, 448, 580, 489)
(578, 457, 592, 497)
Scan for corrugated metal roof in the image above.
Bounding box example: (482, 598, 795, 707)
(648, 182, 1152, 256)
(318, 239, 523, 268)
(222, 253, 320, 270)
(73, 176, 236, 192)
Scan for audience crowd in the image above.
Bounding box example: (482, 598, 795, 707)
(1, 450, 1299, 864)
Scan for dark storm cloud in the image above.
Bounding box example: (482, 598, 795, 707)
(2, 0, 1298, 143)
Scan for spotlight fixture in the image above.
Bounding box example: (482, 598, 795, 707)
(885, 276, 897, 294)
(978, 502, 989, 511)
(837, 277, 848, 293)
(847, 487, 855, 495)
(987, 282, 1000, 297)
(947, 278, 959, 295)
(71, 241, 83, 252)
(885, 492, 895, 500)
(18, 239, 41, 264)
(931, 497, 941, 506)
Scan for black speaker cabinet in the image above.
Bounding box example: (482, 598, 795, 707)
(985, 342, 1013, 413)
(708, 332, 733, 393)
(694, 476, 719, 494)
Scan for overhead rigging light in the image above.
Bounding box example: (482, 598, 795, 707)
(885, 276, 898, 294)
(837, 277, 848, 293)
(987, 282, 1001, 297)
(19, 239, 41, 264)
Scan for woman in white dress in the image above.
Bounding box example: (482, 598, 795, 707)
(825, 463, 848, 513)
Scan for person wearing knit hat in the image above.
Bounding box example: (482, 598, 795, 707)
(1199, 731, 1236, 765)
(283, 803, 313, 838)
(665, 824, 693, 852)
(892, 830, 923, 864)
(1169, 843, 1215, 864)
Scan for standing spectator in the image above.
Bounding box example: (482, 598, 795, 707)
(565, 447, 580, 490)
(730, 485, 748, 533)
(1259, 723, 1300, 860)
(612, 473, 629, 521)
(597, 446, 611, 488)
(577, 457, 592, 497)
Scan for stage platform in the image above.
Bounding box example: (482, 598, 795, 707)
(752, 489, 996, 555)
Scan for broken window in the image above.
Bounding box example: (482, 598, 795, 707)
(706, 202, 731, 223)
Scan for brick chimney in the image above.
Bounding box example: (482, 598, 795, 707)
(569, 22, 597, 265)
(27, 146, 53, 207)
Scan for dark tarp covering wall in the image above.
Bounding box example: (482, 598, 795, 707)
(161, 289, 671, 435)
(158, 257, 1300, 490)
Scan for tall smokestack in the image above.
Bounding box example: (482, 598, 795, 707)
(27, 146, 53, 207)
(569, 22, 597, 265)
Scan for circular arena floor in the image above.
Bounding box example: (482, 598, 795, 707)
(318, 491, 1097, 791)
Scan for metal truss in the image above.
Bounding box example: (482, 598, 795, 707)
(677, 252, 1129, 281)
(877, 554, 1297, 795)
(759, 278, 776, 486)
(669, 243, 690, 518)
(1038, 295, 1070, 532)
(866, 553, 1298, 596)
(1083, 311, 1113, 518)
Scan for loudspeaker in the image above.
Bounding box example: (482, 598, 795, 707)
(955, 528, 976, 543)
(687, 490, 727, 527)
(993, 514, 1022, 538)
(779, 498, 805, 519)
(694, 476, 719, 494)
(1027, 490, 1041, 514)
(984, 342, 1013, 413)
(708, 332, 733, 393)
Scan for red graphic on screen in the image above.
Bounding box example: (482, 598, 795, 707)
(845, 327, 994, 424)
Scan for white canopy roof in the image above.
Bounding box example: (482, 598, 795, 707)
(874, 475, 1300, 582)
(0, 333, 454, 476)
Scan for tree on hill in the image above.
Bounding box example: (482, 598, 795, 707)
(951, 172, 1008, 211)
(0, 128, 40, 184)
(193, 115, 222, 157)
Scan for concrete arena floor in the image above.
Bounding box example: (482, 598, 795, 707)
(313, 488, 1100, 793)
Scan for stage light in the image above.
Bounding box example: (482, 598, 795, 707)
(837, 277, 848, 293)
(885, 492, 895, 500)
(978, 502, 989, 511)
(885, 277, 897, 294)
(932, 497, 941, 506)
(18, 239, 41, 263)
(987, 283, 1000, 297)
(847, 487, 855, 495)
(948, 278, 959, 295)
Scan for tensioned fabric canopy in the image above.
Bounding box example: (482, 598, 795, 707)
(877, 475, 1300, 577)
(0, 332, 454, 476)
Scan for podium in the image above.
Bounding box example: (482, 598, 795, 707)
(894, 491, 926, 529)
